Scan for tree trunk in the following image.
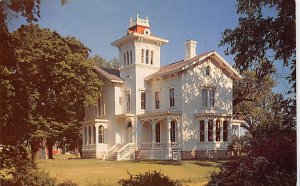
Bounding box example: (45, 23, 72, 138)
(47, 142, 54, 159)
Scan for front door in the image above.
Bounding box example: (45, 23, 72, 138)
(126, 121, 133, 143)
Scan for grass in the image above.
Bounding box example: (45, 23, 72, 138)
(37, 155, 220, 186)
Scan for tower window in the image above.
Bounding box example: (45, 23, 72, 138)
(124, 53, 126, 66)
(130, 50, 133, 64)
(150, 51, 154, 65)
(145, 49, 149, 64)
(141, 49, 144, 63)
(127, 51, 130, 66)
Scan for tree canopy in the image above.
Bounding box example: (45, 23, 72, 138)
(220, 0, 295, 93)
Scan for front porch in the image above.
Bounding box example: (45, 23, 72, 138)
(137, 111, 182, 160)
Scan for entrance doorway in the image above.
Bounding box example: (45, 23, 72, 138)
(126, 121, 133, 143)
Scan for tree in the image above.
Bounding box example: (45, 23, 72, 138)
(220, 0, 295, 93)
(3, 24, 102, 159)
(86, 55, 119, 69)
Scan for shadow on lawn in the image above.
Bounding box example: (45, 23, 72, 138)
(192, 159, 225, 168)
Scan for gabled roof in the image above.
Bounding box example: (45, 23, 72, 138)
(94, 66, 124, 83)
(145, 51, 241, 80)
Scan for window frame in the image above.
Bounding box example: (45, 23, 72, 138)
(170, 120, 176, 142)
(206, 66, 211, 76)
(155, 122, 160, 142)
(98, 125, 104, 143)
(199, 120, 205, 142)
(216, 120, 220, 141)
(127, 51, 130, 66)
(202, 89, 208, 107)
(145, 49, 149, 64)
(155, 91, 160, 110)
(141, 92, 146, 110)
(208, 120, 213, 142)
(169, 88, 175, 108)
(141, 49, 144, 63)
(223, 121, 228, 141)
(150, 50, 154, 65)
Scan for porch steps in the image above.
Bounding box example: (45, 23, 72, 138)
(105, 144, 123, 160)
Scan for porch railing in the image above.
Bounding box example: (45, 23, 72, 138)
(141, 142, 179, 150)
(117, 143, 136, 160)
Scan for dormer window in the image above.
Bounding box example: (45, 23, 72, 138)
(206, 66, 211, 76)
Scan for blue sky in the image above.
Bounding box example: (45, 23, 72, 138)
(8, 0, 292, 94)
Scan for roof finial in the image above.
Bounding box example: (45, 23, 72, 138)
(136, 12, 139, 19)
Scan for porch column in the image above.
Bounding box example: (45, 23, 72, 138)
(95, 123, 99, 144)
(220, 119, 223, 141)
(204, 119, 208, 142)
(167, 117, 171, 144)
(213, 119, 216, 142)
(151, 120, 156, 148)
(228, 119, 233, 142)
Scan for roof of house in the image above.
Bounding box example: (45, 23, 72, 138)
(145, 50, 241, 80)
(94, 66, 124, 83)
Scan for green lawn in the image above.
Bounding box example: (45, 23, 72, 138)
(38, 156, 220, 186)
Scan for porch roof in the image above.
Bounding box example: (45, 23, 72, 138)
(137, 111, 182, 120)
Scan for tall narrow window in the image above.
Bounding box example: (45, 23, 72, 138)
(170, 120, 176, 142)
(150, 50, 154, 65)
(98, 125, 104, 143)
(209, 89, 215, 107)
(202, 89, 208, 107)
(141, 49, 144, 63)
(88, 126, 92, 144)
(127, 51, 129, 66)
(155, 91, 160, 109)
(145, 49, 149, 64)
(141, 92, 146, 110)
(169, 88, 175, 107)
(223, 121, 228, 141)
(208, 120, 213, 141)
(84, 126, 87, 145)
(98, 97, 104, 116)
(124, 53, 126, 66)
(216, 120, 220, 141)
(206, 66, 210, 76)
(200, 120, 205, 142)
(93, 126, 96, 144)
(155, 122, 160, 142)
(130, 50, 133, 64)
(126, 93, 130, 111)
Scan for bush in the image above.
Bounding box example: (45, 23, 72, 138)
(118, 171, 181, 186)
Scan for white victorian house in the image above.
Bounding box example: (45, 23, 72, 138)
(81, 15, 242, 160)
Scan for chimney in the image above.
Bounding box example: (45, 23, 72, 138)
(185, 40, 197, 60)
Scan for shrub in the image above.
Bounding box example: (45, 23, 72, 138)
(118, 171, 181, 186)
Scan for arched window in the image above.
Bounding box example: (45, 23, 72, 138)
(206, 66, 210, 76)
(127, 51, 130, 66)
(84, 126, 87, 145)
(170, 120, 176, 142)
(124, 53, 126, 66)
(130, 50, 133, 64)
(93, 126, 96, 144)
(88, 126, 92, 144)
(141, 49, 144, 63)
(145, 49, 149, 64)
(98, 125, 104, 143)
(150, 50, 154, 65)
(155, 122, 160, 142)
